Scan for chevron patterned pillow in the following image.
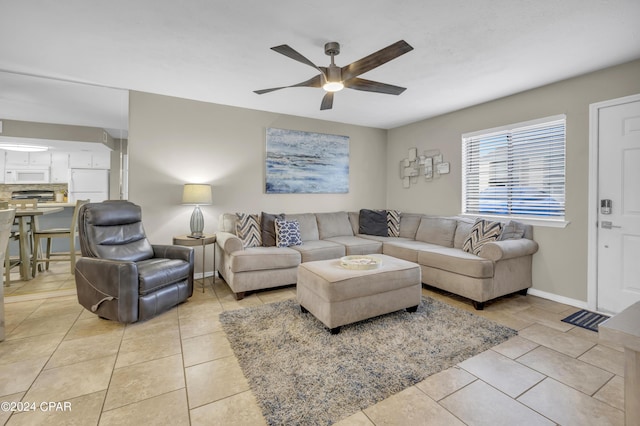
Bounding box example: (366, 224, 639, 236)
(463, 219, 503, 255)
(236, 213, 262, 248)
(387, 210, 401, 237)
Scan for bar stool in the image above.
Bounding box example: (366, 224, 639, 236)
(31, 200, 89, 276)
(4, 199, 37, 285)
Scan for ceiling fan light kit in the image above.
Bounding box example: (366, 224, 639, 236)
(254, 40, 413, 110)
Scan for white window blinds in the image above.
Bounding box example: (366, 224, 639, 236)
(462, 115, 566, 219)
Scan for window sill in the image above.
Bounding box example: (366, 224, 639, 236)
(460, 213, 570, 229)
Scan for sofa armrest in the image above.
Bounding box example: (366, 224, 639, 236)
(217, 231, 244, 254)
(478, 239, 539, 261)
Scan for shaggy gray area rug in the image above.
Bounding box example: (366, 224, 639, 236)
(219, 296, 516, 425)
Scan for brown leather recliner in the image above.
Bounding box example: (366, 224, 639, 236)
(75, 201, 194, 323)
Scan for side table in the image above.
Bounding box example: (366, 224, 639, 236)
(173, 234, 216, 293)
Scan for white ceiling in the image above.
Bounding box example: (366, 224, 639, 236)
(1, 0, 639, 130)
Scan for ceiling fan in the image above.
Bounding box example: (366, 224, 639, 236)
(254, 40, 413, 110)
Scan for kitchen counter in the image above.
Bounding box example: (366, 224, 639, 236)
(38, 202, 77, 208)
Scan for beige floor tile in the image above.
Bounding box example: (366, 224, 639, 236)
(121, 308, 179, 341)
(474, 309, 535, 331)
(578, 344, 625, 376)
(526, 296, 576, 314)
(518, 346, 614, 395)
(441, 380, 554, 426)
(190, 390, 266, 426)
(25, 296, 83, 319)
(46, 332, 123, 369)
(0, 392, 24, 425)
(64, 316, 125, 341)
(0, 357, 48, 396)
(518, 378, 624, 426)
(492, 335, 539, 359)
(519, 323, 595, 358)
(115, 327, 181, 368)
(6, 390, 105, 426)
(100, 388, 190, 426)
(333, 410, 375, 426)
(182, 330, 233, 367)
(514, 306, 575, 332)
(567, 326, 623, 351)
(179, 309, 223, 339)
(0, 333, 65, 365)
(415, 366, 477, 401)
(104, 354, 185, 411)
(6, 312, 79, 340)
(24, 355, 115, 403)
(256, 286, 296, 304)
(458, 349, 544, 398)
(364, 386, 465, 425)
(178, 298, 224, 318)
(593, 375, 624, 411)
(185, 356, 249, 409)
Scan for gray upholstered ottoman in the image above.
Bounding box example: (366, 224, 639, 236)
(297, 254, 422, 334)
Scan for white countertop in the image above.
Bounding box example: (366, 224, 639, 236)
(38, 202, 76, 208)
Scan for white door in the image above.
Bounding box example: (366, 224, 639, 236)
(596, 97, 640, 314)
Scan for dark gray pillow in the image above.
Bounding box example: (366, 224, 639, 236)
(358, 209, 387, 236)
(261, 212, 284, 247)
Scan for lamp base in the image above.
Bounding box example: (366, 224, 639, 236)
(190, 205, 204, 238)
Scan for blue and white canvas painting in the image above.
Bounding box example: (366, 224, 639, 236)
(266, 128, 349, 194)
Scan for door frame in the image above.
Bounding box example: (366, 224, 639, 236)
(587, 93, 640, 312)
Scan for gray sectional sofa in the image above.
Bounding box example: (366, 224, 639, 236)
(216, 211, 538, 309)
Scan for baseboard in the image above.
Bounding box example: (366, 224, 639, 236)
(527, 288, 588, 310)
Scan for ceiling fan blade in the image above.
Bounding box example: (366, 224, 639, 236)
(341, 40, 413, 81)
(271, 45, 324, 74)
(254, 74, 322, 95)
(344, 78, 407, 95)
(320, 92, 334, 110)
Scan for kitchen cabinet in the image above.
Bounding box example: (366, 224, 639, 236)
(69, 151, 110, 169)
(5, 151, 51, 168)
(50, 152, 69, 183)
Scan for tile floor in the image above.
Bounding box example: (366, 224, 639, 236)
(0, 264, 626, 425)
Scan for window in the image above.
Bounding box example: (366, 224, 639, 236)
(462, 115, 566, 221)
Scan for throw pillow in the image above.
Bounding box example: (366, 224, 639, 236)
(261, 212, 284, 247)
(235, 213, 262, 248)
(275, 218, 302, 247)
(387, 210, 401, 237)
(358, 209, 387, 236)
(463, 219, 503, 255)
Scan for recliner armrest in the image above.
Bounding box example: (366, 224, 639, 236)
(478, 239, 539, 261)
(217, 231, 244, 254)
(152, 244, 193, 262)
(74, 258, 139, 323)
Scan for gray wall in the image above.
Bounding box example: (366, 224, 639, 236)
(386, 59, 640, 302)
(128, 92, 387, 273)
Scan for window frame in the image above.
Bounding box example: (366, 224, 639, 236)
(461, 114, 569, 228)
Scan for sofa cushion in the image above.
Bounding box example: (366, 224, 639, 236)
(285, 213, 319, 241)
(500, 220, 526, 240)
(358, 209, 387, 236)
(463, 219, 503, 255)
(454, 217, 476, 249)
(387, 210, 401, 237)
(235, 213, 262, 248)
(289, 240, 345, 263)
(261, 212, 284, 247)
(275, 218, 302, 247)
(399, 213, 423, 239)
(415, 217, 457, 247)
(383, 240, 443, 263)
(229, 246, 300, 273)
(324, 236, 383, 255)
(418, 248, 494, 278)
(316, 212, 354, 239)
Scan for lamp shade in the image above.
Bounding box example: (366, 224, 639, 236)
(182, 184, 212, 205)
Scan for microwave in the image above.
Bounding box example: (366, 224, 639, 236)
(5, 169, 50, 184)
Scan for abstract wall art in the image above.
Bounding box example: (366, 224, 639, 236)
(265, 128, 349, 194)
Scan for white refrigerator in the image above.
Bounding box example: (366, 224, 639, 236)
(68, 169, 109, 202)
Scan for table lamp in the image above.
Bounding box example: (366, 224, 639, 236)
(182, 183, 212, 237)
